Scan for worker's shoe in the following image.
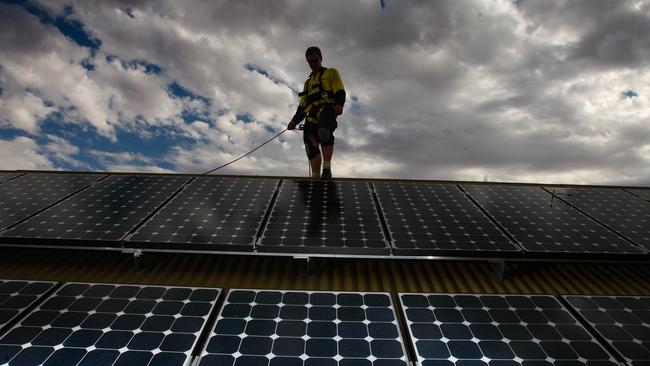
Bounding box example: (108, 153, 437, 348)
(320, 169, 332, 180)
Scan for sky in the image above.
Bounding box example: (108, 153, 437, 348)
(0, 0, 649, 185)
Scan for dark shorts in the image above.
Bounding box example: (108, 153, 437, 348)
(303, 105, 337, 147)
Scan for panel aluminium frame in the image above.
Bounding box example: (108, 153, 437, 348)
(258, 180, 391, 255)
(0, 279, 59, 336)
(198, 288, 410, 366)
(544, 186, 650, 253)
(374, 181, 523, 257)
(125, 177, 279, 252)
(563, 295, 650, 365)
(461, 184, 645, 259)
(399, 292, 620, 365)
(0, 173, 24, 184)
(0, 175, 190, 249)
(0, 282, 222, 366)
(0, 173, 105, 232)
(625, 188, 650, 202)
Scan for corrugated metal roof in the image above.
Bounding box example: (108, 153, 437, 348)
(1, 248, 648, 295)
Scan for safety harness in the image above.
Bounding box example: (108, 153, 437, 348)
(298, 67, 336, 123)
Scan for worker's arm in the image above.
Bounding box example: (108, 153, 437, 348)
(330, 69, 346, 115)
(287, 106, 305, 130)
(288, 79, 309, 130)
(334, 90, 346, 115)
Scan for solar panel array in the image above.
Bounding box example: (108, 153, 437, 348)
(2, 276, 650, 365)
(0, 282, 220, 366)
(400, 293, 618, 365)
(199, 289, 408, 366)
(0, 280, 57, 332)
(127, 177, 277, 252)
(1, 175, 188, 244)
(0, 173, 102, 231)
(374, 182, 521, 256)
(564, 295, 650, 365)
(546, 187, 650, 252)
(0, 171, 647, 261)
(462, 185, 644, 256)
(259, 180, 390, 254)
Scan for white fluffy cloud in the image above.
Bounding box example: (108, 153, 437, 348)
(0, 136, 55, 170)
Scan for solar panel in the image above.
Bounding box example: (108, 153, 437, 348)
(0, 282, 221, 366)
(0, 175, 189, 246)
(126, 177, 278, 252)
(0, 173, 22, 184)
(0, 280, 57, 334)
(461, 185, 644, 256)
(545, 187, 650, 252)
(0, 173, 102, 231)
(374, 182, 521, 256)
(564, 295, 650, 365)
(259, 180, 390, 255)
(400, 293, 619, 365)
(198, 289, 408, 366)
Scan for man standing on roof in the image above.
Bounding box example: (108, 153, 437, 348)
(288, 46, 346, 180)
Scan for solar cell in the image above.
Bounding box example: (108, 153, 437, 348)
(126, 177, 278, 252)
(259, 180, 390, 255)
(0, 175, 189, 245)
(400, 293, 619, 365)
(198, 289, 408, 366)
(0, 282, 221, 366)
(374, 182, 521, 256)
(0, 173, 102, 231)
(564, 295, 650, 365)
(461, 185, 644, 256)
(544, 187, 650, 252)
(0, 280, 57, 334)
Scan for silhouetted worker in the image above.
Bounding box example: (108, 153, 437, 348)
(288, 46, 346, 180)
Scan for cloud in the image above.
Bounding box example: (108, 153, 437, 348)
(0, 136, 55, 170)
(1, 0, 649, 186)
(0, 3, 185, 140)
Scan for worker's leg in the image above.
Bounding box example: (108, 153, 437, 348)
(322, 145, 333, 163)
(310, 153, 322, 178)
(318, 107, 337, 180)
(304, 123, 321, 178)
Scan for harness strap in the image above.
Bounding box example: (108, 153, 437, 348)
(299, 68, 335, 118)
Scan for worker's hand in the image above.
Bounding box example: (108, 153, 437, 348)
(335, 104, 343, 115)
(287, 121, 296, 130)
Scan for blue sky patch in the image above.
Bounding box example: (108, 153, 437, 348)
(245, 63, 299, 94)
(236, 113, 254, 123)
(0, 112, 193, 171)
(168, 81, 211, 105)
(622, 90, 639, 99)
(105, 55, 163, 74)
(3, 0, 101, 50)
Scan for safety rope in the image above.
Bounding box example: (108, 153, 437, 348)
(201, 128, 288, 175)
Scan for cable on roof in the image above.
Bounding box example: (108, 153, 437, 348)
(201, 128, 288, 175)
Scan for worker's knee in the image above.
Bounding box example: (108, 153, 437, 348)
(318, 128, 333, 145)
(317, 106, 337, 146)
(305, 143, 320, 160)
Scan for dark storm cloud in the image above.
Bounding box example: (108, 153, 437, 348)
(571, 11, 650, 68)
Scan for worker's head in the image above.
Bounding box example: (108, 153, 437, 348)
(305, 46, 322, 72)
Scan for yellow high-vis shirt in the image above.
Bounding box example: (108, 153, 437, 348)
(299, 67, 345, 116)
